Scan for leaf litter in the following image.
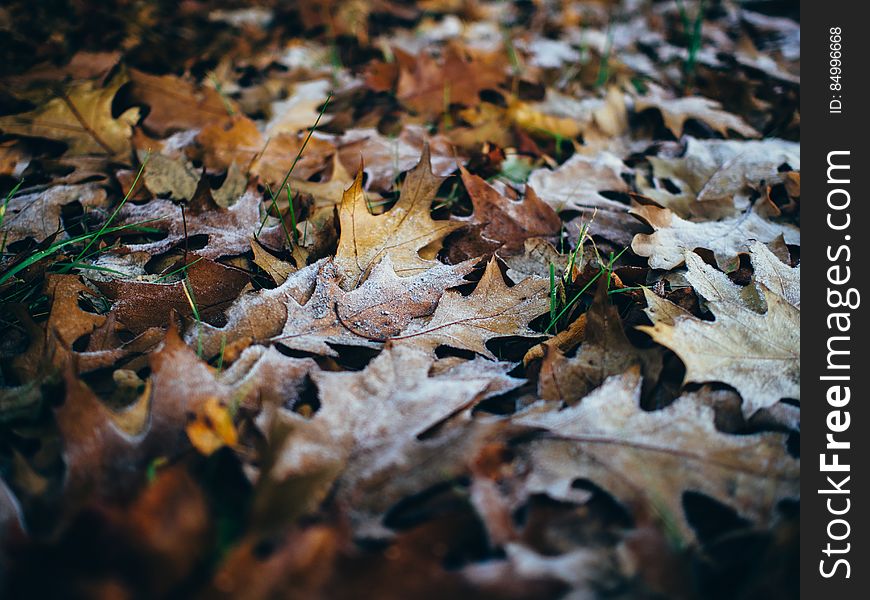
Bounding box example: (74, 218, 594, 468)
(0, 1, 800, 598)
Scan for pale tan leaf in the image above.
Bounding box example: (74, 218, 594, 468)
(631, 204, 800, 271)
(638, 286, 799, 416)
(516, 369, 798, 539)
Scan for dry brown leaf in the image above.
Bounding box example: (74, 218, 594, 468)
(537, 279, 661, 403)
(335, 147, 463, 288)
(502, 238, 568, 282)
(638, 285, 799, 416)
(639, 137, 800, 217)
(682, 250, 764, 312)
(128, 69, 235, 137)
(94, 256, 250, 333)
(252, 239, 295, 285)
(455, 168, 561, 254)
(184, 259, 321, 360)
(630, 204, 800, 271)
(54, 366, 151, 501)
(516, 368, 799, 539)
(0, 140, 30, 178)
(117, 173, 280, 259)
(274, 257, 474, 356)
(0, 72, 139, 157)
(199, 256, 474, 358)
(395, 44, 507, 119)
(195, 114, 331, 184)
(288, 152, 367, 208)
(398, 257, 549, 358)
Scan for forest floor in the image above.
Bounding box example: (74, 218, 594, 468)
(0, 1, 800, 598)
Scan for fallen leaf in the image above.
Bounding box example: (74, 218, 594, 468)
(0, 72, 139, 157)
(129, 68, 236, 137)
(638, 285, 799, 416)
(395, 44, 507, 119)
(527, 152, 630, 213)
(515, 368, 798, 538)
(337, 126, 462, 192)
(537, 279, 661, 403)
(117, 174, 281, 259)
(93, 256, 250, 333)
(636, 92, 759, 139)
(630, 204, 800, 270)
(186, 397, 238, 455)
(398, 257, 549, 358)
(202, 256, 474, 358)
(455, 168, 561, 254)
(335, 147, 464, 288)
(1, 184, 106, 245)
(749, 240, 799, 309)
(265, 343, 519, 534)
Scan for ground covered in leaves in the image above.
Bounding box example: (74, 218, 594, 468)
(0, 1, 799, 598)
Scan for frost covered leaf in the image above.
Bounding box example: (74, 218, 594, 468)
(638, 285, 799, 416)
(264, 343, 520, 534)
(271, 257, 475, 356)
(630, 204, 800, 271)
(192, 257, 474, 358)
(749, 240, 800, 309)
(94, 256, 250, 333)
(0, 184, 106, 245)
(398, 257, 549, 358)
(118, 173, 281, 259)
(337, 126, 461, 192)
(527, 152, 630, 213)
(639, 138, 800, 216)
(334, 146, 463, 288)
(636, 93, 759, 139)
(516, 368, 799, 538)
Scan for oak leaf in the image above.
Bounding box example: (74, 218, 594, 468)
(94, 256, 250, 333)
(398, 258, 549, 359)
(749, 240, 799, 309)
(455, 167, 561, 254)
(635, 93, 759, 139)
(395, 44, 507, 120)
(334, 146, 463, 288)
(537, 279, 662, 403)
(1, 184, 106, 245)
(117, 174, 283, 259)
(638, 284, 799, 416)
(264, 343, 521, 535)
(638, 137, 799, 217)
(0, 72, 139, 157)
(195, 256, 474, 358)
(630, 204, 800, 271)
(128, 69, 235, 137)
(337, 126, 462, 192)
(515, 368, 799, 539)
(527, 152, 630, 213)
